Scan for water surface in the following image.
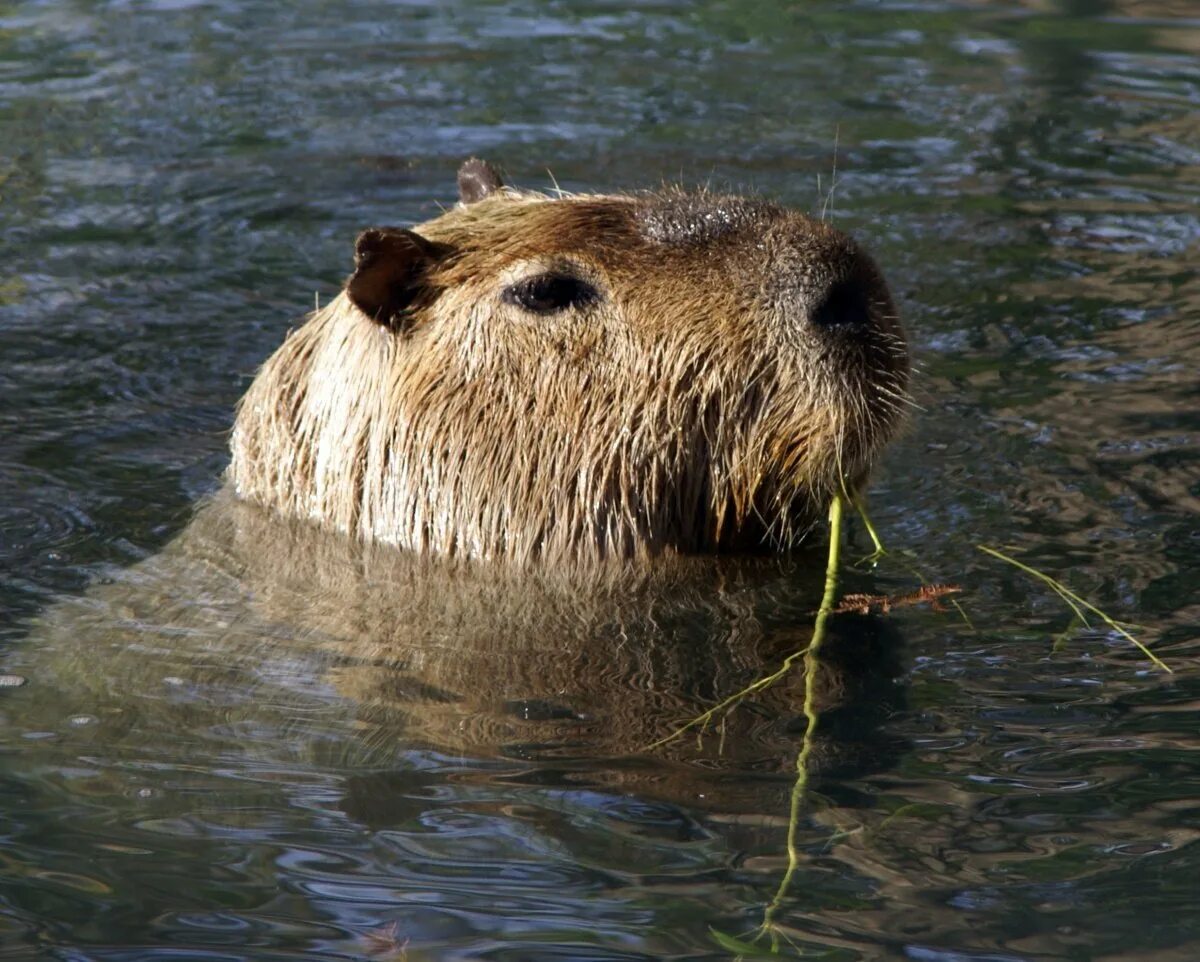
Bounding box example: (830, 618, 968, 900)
(2, 1, 1198, 959)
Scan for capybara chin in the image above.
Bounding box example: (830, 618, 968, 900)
(229, 159, 910, 565)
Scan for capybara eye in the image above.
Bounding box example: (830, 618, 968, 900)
(502, 274, 599, 315)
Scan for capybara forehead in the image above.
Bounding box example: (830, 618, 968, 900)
(423, 194, 639, 267)
(635, 193, 785, 247)
(421, 190, 808, 281)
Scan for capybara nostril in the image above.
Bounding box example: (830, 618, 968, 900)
(810, 277, 872, 331)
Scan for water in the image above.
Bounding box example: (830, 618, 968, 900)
(2, 0, 1198, 958)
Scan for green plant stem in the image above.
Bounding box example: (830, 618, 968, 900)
(646, 498, 845, 753)
(977, 544, 1170, 673)
(755, 503, 841, 948)
(852, 496, 886, 564)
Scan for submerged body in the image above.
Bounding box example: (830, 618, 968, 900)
(19, 488, 905, 809)
(230, 160, 909, 565)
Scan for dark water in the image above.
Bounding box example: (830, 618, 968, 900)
(2, 0, 1199, 959)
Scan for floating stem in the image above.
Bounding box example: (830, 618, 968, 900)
(648, 496, 844, 754)
(977, 544, 1170, 673)
(755, 519, 839, 945)
(707, 498, 844, 957)
(851, 496, 886, 565)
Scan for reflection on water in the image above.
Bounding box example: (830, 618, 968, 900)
(1, 0, 1198, 959)
(7, 492, 912, 959)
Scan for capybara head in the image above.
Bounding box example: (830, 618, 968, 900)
(229, 159, 910, 565)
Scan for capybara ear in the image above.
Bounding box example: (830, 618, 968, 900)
(346, 228, 446, 331)
(457, 157, 505, 205)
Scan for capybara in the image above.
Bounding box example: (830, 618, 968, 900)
(230, 159, 909, 566)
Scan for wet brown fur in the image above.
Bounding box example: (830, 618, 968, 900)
(229, 167, 910, 566)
